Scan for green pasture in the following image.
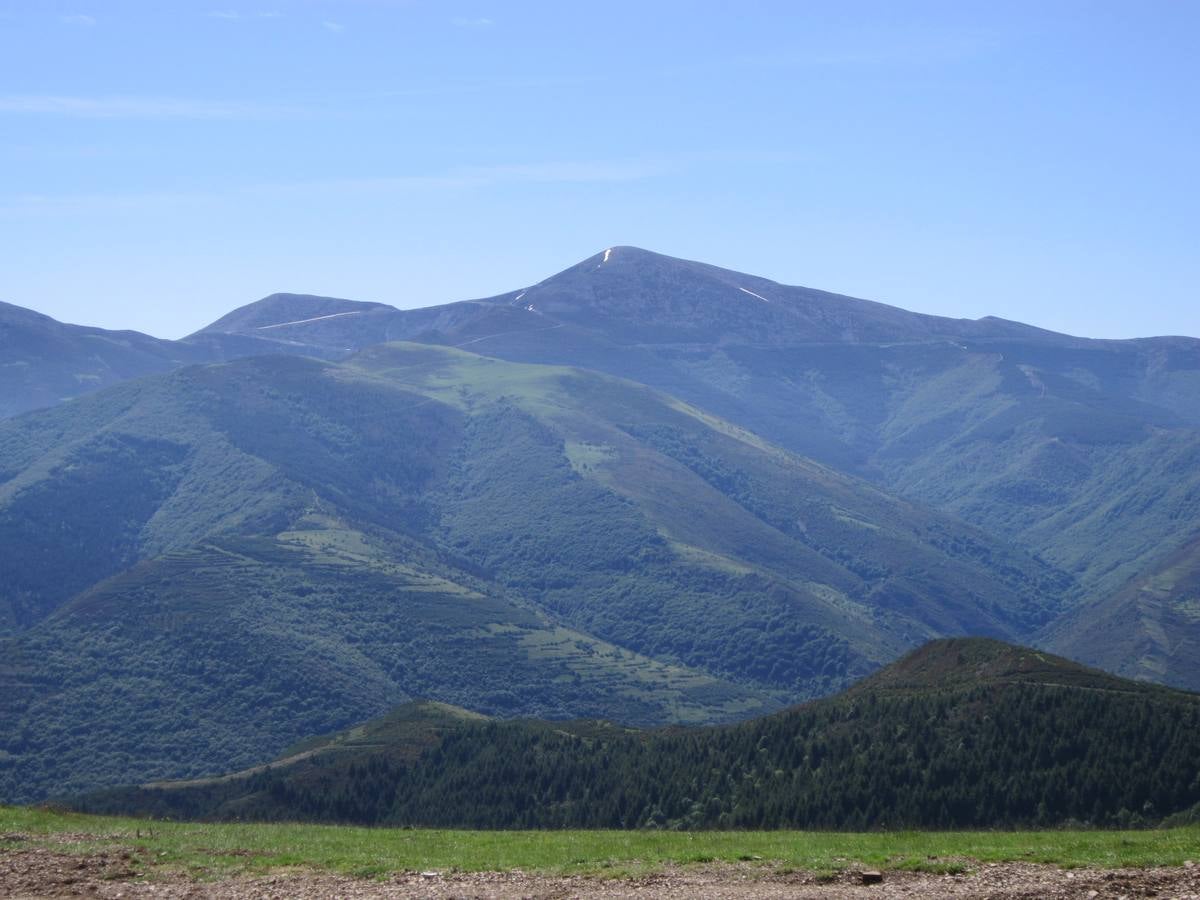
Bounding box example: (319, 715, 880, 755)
(2, 806, 1196, 881)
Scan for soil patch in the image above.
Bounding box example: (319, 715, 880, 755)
(3, 847, 1199, 898)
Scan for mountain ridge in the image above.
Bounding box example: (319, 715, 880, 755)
(192, 247, 1200, 349)
(71, 637, 1200, 830)
(4, 247, 1200, 804)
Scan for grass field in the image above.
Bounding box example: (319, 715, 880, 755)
(2, 806, 1198, 881)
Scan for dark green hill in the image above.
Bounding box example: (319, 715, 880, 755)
(848, 636, 1168, 695)
(4, 526, 763, 802)
(74, 638, 1200, 830)
(0, 345, 1067, 802)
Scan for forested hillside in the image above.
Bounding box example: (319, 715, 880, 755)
(1, 345, 1067, 802)
(75, 639, 1200, 830)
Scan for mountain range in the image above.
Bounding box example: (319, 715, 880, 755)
(2, 247, 1198, 803)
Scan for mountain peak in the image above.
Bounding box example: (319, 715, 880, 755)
(852, 637, 1162, 695)
(195, 293, 395, 338)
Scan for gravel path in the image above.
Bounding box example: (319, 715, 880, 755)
(4, 843, 1200, 898)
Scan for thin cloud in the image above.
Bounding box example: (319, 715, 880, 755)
(451, 16, 493, 28)
(322, 21, 345, 32)
(457, 160, 667, 184)
(208, 10, 284, 21)
(731, 27, 996, 69)
(0, 94, 303, 120)
(59, 14, 96, 26)
(2, 158, 673, 216)
(378, 73, 599, 99)
(267, 159, 671, 195)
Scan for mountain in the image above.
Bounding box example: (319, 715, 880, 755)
(73, 638, 1200, 830)
(0, 299, 342, 420)
(195, 248, 1200, 600)
(0, 343, 1068, 802)
(195, 247, 1105, 352)
(426, 249, 1200, 601)
(6, 247, 1200, 801)
(194, 293, 399, 354)
(0, 301, 202, 419)
(1040, 532, 1200, 690)
(192, 248, 1200, 681)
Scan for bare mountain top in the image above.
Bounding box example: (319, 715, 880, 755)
(193, 247, 1152, 353)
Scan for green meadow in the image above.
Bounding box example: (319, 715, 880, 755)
(2, 806, 1197, 881)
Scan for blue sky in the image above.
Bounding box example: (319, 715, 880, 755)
(1, 1, 1197, 339)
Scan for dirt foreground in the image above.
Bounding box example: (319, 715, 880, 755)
(3, 843, 1200, 899)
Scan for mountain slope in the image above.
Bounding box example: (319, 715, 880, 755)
(195, 247, 1105, 351)
(14, 249, 1199, 610)
(194, 293, 401, 354)
(2, 521, 765, 803)
(440, 250, 1200, 600)
(73, 638, 1200, 829)
(193, 248, 1200, 604)
(1041, 532, 1200, 690)
(197, 247, 1200, 669)
(0, 345, 1070, 801)
(0, 299, 351, 420)
(0, 301, 206, 419)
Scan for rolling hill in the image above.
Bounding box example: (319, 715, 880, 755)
(0, 344, 1068, 802)
(72, 638, 1200, 830)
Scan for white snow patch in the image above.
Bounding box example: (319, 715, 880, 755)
(603, 248, 612, 263)
(513, 290, 527, 303)
(525, 304, 536, 312)
(454, 322, 563, 348)
(738, 287, 770, 303)
(256, 311, 364, 330)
